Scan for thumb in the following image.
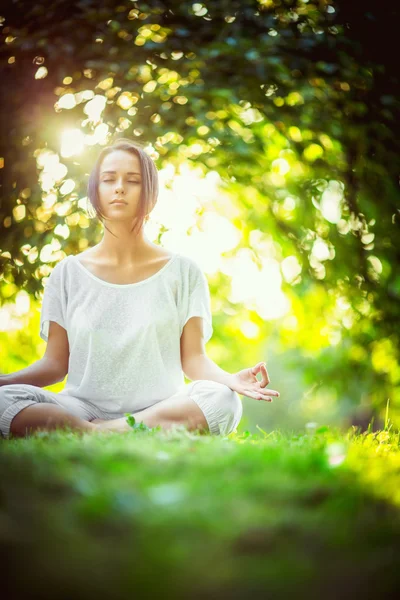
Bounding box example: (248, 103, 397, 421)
(251, 362, 264, 375)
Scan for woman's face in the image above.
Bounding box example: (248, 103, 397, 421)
(98, 150, 142, 221)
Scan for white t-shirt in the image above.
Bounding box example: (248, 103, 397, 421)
(39, 252, 213, 413)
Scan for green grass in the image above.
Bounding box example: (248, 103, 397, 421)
(1, 424, 400, 599)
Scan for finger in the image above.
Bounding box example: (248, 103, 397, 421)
(254, 387, 279, 400)
(260, 364, 270, 387)
(257, 388, 279, 397)
(251, 362, 270, 386)
(250, 362, 270, 386)
(250, 362, 264, 376)
(244, 391, 274, 402)
(258, 396, 273, 402)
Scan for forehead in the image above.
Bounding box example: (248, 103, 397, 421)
(100, 150, 141, 173)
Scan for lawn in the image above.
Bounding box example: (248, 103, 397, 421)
(1, 424, 400, 599)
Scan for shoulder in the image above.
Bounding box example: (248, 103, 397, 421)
(174, 253, 203, 272)
(173, 254, 205, 278)
(69, 247, 98, 266)
(45, 254, 75, 282)
(173, 254, 209, 290)
(46, 254, 72, 275)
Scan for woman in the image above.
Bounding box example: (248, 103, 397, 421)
(0, 138, 279, 439)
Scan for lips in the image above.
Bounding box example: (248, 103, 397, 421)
(111, 199, 127, 204)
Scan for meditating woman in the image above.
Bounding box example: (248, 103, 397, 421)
(0, 138, 279, 439)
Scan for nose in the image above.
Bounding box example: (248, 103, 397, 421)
(114, 179, 125, 194)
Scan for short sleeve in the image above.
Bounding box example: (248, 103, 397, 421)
(39, 261, 67, 342)
(180, 260, 213, 343)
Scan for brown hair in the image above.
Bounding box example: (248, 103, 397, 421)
(87, 138, 159, 237)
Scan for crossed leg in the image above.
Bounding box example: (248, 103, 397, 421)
(5, 380, 241, 439)
(93, 387, 209, 434)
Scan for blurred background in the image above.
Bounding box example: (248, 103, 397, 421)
(0, 0, 399, 433)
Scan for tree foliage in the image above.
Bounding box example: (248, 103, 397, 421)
(0, 0, 399, 422)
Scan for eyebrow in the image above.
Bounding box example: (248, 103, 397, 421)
(101, 171, 141, 176)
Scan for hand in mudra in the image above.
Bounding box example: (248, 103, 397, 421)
(229, 362, 280, 402)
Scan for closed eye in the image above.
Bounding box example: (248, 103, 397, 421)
(103, 179, 140, 183)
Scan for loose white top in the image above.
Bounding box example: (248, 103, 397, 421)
(39, 252, 213, 413)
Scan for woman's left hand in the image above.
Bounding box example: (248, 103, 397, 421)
(228, 362, 280, 402)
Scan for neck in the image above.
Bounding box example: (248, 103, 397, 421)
(97, 223, 156, 266)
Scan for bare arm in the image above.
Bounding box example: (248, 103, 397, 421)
(180, 317, 233, 387)
(0, 321, 69, 389)
(0, 357, 66, 388)
(183, 353, 234, 387)
(180, 318, 279, 401)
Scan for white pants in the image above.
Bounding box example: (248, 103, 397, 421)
(0, 380, 243, 439)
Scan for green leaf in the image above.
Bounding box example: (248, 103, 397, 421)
(125, 413, 136, 429)
(124, 413, 152, 432)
